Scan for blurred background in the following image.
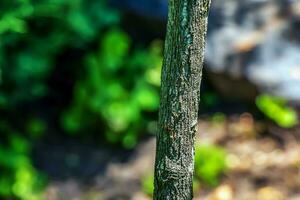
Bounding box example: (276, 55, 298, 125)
(0, 0, 300, 199)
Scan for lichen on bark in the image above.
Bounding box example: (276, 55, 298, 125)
(154, 0, 211, 199)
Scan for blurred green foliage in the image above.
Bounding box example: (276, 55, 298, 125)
(0, 0, 119, 106)
(61, 31, 162, 148)
(0, 130, 46, 200)
(194, 143, 227, 187)
(0, 0, 162, 199)
(142, 174, 154, 196)
(256, 94, 298, 128)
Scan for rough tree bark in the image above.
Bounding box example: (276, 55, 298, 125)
(154, 0, 211, 199)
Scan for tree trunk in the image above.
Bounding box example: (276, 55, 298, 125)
(154, 0, 211, 199)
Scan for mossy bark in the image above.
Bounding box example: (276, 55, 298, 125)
(154, 0, 211, 199)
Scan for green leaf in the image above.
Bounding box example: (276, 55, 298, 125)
(100, 29, 131, 71)
(256, 94, 298, 128)
(194, 144, 227, 186)
(134, 86, 159, 111)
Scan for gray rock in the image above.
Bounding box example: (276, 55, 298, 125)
(205, 0, 300, 102)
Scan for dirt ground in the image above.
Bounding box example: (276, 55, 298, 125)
(41, 113, 300, 200)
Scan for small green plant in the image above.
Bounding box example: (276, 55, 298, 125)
(0, 134, 46, 200)
(194, 143, 227, 187)
(142, 174, 154, 196)
(256, 94, 298, 128)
